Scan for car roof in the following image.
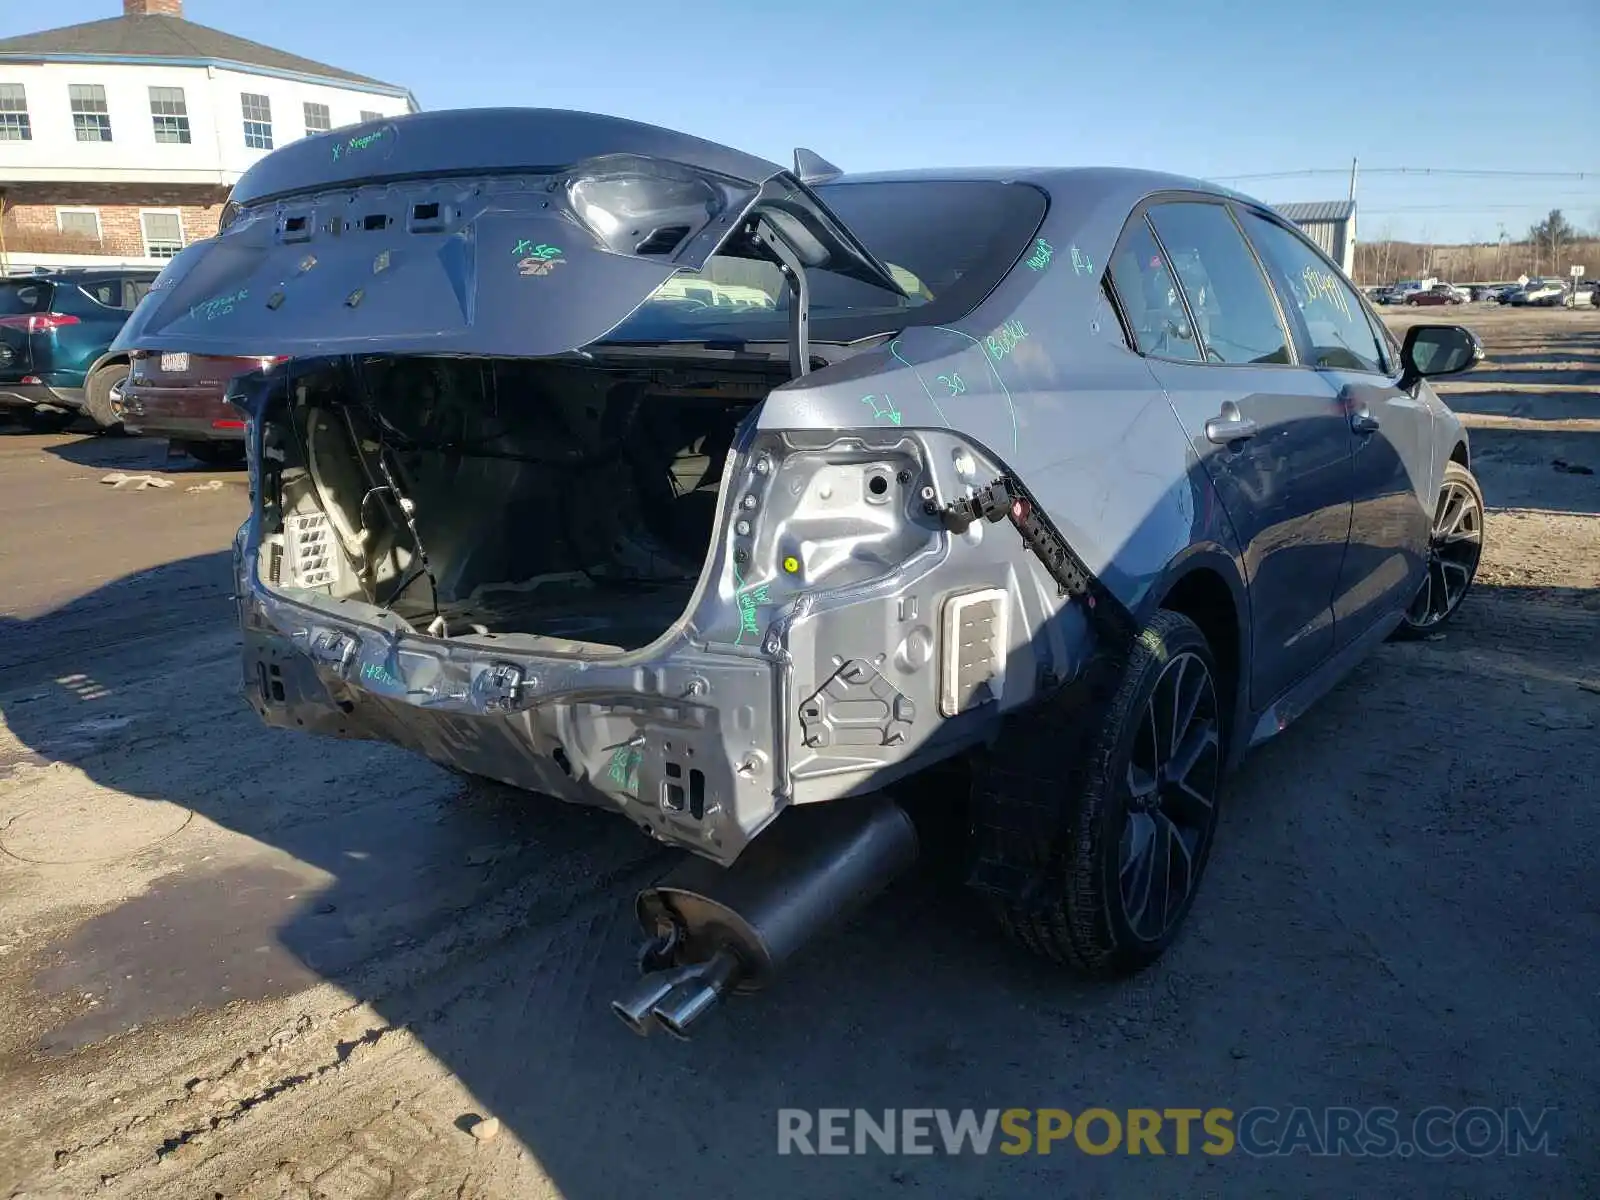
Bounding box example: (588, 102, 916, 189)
(4, 269, 159, 283)
(823, 165, 1265, 210)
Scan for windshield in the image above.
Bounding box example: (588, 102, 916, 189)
(601, 179, 1048, 344)
(0, 281, 52, 316)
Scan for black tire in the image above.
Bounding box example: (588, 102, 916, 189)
(18, 407, 77, 433)
(83, 362, 129, 432)
(176, 440, 246, 466)
(1391, 460, 1484, 639)
(973, 609, 1226, 977)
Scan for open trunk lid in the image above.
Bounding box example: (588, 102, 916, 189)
(111, 107, 904, 364)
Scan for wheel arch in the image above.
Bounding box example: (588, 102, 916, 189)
(87, 350, 131, 380)
(1148, 551, 1251, 762)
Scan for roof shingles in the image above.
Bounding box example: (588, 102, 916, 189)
(0, 14, 402, 91)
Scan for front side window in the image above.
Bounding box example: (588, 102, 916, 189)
(303, 102, 330, 136)
(1106, 216, 1202, 361)
(241, 93, 273, 150)
(70, 84, 112, 142)
(0, 83, 31, 141)
(1144, 202, 1292, 366)
(141, 211, 185, 259)
(149, 86, 191, 144)
(1240, 211, 1386, 374)
(57, 209, 102, 242)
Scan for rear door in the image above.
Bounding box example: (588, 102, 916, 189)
(1236, 209, 1432, 647)
(1109, 199, 1353, 708)
(113, 108, 904, 364)
(0, 279, 52, 377)
(49, 278, 139, 379)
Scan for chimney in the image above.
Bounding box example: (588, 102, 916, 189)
(124, 0, 183, 15)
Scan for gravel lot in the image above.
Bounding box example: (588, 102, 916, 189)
(0, 306, 1596, 1199)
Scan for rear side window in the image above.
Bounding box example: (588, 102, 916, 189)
(52, 281, 129, 316)
(1107, 217, 1201, 361)
(0, 282, 50, 315)
(1239, 212, 1386, 374)
(1145, 202, 1292, 366)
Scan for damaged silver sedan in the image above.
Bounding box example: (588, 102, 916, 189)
(113, 108, 1486, 1039)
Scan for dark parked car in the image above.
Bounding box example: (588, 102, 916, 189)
(113, 108, 1488, 1040)
(1407, 283, 1466, 306)
(0, 268, 158, 431)
(118, 350, 285, 464)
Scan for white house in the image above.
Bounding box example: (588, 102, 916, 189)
(0, 0, 417, 269)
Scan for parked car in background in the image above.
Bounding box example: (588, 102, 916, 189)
(118, 351, 286, 465)
(112, 107, 1491, 1038)
(1510, 279, 1565, 306)
(1406, 283, 1466, 306)
(0, 269, 158, 431)
(1389, 279, 1434, 305)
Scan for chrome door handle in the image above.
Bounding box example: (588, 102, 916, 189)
(1205, 409, 1258, 445)
(1350, 410, 1380, 435)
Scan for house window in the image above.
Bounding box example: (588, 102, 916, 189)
(149, 86, 191, 144)
(141, 210, 185, 259)
(56, 209, 102, 243)
(241, 93, 273, 149)
(70, 84, 113, 142)
(0, 83, 30, 141)
(360, 110, 381, 123)
(303, 101, 330, 136)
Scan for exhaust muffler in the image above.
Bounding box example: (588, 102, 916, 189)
(613, 796, 919, 1040)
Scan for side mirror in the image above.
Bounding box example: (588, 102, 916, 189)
(1399, 323, 1483, 388)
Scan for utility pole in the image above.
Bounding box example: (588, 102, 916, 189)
(1347, 156, 1359, 203)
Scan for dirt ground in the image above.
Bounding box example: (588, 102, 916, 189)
(0, 306, 1596, 1199)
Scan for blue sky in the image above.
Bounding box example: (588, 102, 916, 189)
(8, 0, 1599, 243)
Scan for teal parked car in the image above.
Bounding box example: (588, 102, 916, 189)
(0, 269, 159, 432)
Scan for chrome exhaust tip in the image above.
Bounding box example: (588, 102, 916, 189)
(610, 965, 698, 1037)
(646, 950, 741, 1041)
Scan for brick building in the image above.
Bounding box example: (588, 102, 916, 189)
(0, 0, 416, 267)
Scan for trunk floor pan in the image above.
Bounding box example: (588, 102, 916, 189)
(409, 580, 697, 646)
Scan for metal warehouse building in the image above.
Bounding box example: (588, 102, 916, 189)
(1272, 200, 1356, 277)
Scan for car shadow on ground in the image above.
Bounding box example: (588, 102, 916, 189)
(0, 415, 244, 474)
(0, 550, 1162, 1196)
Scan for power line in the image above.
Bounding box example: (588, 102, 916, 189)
(1210, 167, 1593, 182)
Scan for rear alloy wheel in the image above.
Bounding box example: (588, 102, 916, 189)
(1393, 461, 1484, 638)
(83, 362, 129, 432)
(974, 609, 1226, 977)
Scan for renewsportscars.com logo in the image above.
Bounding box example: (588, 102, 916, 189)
(777, 1107, 1559, 1158)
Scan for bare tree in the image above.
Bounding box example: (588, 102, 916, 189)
(1529, 209, 1576, 276)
